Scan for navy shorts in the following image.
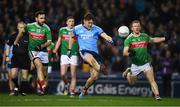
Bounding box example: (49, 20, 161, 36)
(79, 50, 104, 65)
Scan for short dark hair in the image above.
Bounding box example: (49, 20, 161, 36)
(66, 16, 74, 21)
(35, 10, 45, 17)
(83, 13, 94, 20)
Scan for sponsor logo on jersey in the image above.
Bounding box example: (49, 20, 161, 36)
(29, 32, 45, 39)
(61, 35, 78, 41)
(130, 41, 148, 48)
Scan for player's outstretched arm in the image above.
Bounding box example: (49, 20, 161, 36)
(100, 32, 113, 44)
(151, 32, 170, 43)
(151, 37, 166, 43)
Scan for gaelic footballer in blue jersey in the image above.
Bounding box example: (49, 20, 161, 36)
(69, 13, 113, 99)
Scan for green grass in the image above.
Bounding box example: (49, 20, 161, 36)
(0, 94, 180, 106)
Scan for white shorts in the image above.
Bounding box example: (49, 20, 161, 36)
(130, 63, 152, 76)
(29, 51, 49, 64)
(60, 55, 78, 65)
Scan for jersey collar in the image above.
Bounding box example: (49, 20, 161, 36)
(132, 32, 141, 37)
(35, 22, 45, 28)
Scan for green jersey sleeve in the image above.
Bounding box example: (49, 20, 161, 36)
(58, 28, 63, 37)
(124, 38, 130, 47)
(143, 33, 152, 43)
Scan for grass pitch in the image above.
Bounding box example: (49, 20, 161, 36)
(0, 94, 180, 106)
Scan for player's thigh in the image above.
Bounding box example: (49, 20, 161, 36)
(61, 64, 68, 76)
(10, 68, 18, 78)
(33, 58, 43, 68)
(83, 53, 94, 63)
(70, 64, 77, 77)
(144, 67, 155, 83)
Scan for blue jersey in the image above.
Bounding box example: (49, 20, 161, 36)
(4, 44, 13, 67)
(73, 24, 103, 53)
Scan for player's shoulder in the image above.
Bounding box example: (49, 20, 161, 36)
(74, 24, 82, 29)
(92, 24, 101, 29)
(26, 22, 36, 26)
(59, 27, 67, 31)
(43, 24, 51, 31)
(140, 32, 149, 37)
(125, 33, 133, 40)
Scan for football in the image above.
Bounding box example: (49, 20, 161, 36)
(118, 26, 130, 37)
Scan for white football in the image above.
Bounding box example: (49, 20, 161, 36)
(118, 26, 130, 37)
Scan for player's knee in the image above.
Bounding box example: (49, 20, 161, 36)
(91, 74, 98, 80)
(71, 74, 76, 79)
(11, 73, 17, 79)
(61, 74, 66, 79)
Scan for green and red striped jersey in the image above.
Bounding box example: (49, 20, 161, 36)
(124, 33, 152, 65)
(58, 27, 78, 55)
(25, 22, 52, 52)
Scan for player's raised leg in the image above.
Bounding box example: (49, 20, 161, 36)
(79, 54, 100, 99)
(79, 67, 99, 99)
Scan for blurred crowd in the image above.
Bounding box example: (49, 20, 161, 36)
(0, 0, 180, 75)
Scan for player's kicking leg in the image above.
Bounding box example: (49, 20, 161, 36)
(79, 67, 99, 99)
(79, 53, 100, 99)
(79, 50, 104, 99)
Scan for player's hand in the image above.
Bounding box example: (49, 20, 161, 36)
(53, 49, 56, 53)
(67, 49, 72, 58)
(106, 39, 114, 45)
(14, 43, 19, 48)
(128, 49, 136, 57)
(35, 44, 43, 51)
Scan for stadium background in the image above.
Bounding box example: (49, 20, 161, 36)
(0, 0, 180, 98)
